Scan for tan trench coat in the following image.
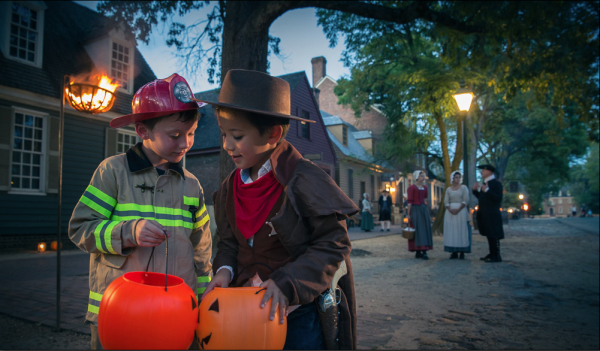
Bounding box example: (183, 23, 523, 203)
(68, 144, 212, 324)
(213, 140, 359, 349)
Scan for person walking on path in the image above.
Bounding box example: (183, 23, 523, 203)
(361, 193, 375, 232)
(407, 170, 433, 259)
(379, 190, 392, 232)
(443, 171, 471, 259)
(472, 164, 504, 263)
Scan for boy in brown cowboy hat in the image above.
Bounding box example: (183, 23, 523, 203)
(200, 69, 359, 349)
(68, 74, 213, 349)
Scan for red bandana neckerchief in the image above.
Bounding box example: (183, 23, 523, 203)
(233, 168, 284, 240)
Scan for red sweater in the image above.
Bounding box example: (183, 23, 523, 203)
(407, 184, 428, 205)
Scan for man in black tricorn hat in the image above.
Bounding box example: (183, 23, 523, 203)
(472, 164, 504, 262)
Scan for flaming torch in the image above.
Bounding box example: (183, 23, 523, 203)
(55, 73, 119, 332)
(65, 74, 120, 114)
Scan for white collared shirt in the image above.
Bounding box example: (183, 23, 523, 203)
(240, 160, 272, 184)
(483, 174, 495, 192)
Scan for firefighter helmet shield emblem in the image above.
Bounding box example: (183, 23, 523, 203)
(174, 81, 193, 103)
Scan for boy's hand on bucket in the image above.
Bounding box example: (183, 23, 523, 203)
(259, 279, 288, 324)
(201, 269, 231, 300)
(135, 219, 171, 247)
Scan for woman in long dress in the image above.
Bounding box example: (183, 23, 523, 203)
(407, 170, 433, 259)
(361, 193, 375, 231)
(443, 171, 471, 259)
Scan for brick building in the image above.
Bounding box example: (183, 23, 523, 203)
(543, 189, 578, 217)
(311, 56, 388, 138)
(312, 56, 443, 212)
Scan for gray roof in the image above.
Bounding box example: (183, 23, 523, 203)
(320, 109, 334, 117)
(352, 130, 373, 140)
(323, 116, 389, 168)
(277, 72, 305, 92)
(0, 1, 157, 115)
(192, 88, 221, 150)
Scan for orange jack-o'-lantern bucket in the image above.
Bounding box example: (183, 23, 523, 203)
(98, 271, 198, 350)
(197, 287, 287, 350)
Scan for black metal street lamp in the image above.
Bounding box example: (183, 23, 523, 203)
(453, 81, 474, 189)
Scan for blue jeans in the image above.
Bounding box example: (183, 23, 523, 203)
(284, 302, 325, 350)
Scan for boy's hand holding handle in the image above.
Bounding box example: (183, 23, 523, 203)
(134, 219, 171, 247)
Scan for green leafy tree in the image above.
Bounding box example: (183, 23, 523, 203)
(570, 144, 600, 213)
(317, 1, 598, 231)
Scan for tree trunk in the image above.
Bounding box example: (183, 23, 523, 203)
(431, 114, 463, 235)
(218, 2, 281, 182)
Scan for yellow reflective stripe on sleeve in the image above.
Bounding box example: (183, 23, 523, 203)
(104, 221, 119, 255)
(87, 185, 117, 207)
(89, 291, 103, 301)
(196, 275, 210, 295)
(194, 204, 209, 229)
(94, 220, 108, 254)
(80, 185, 116, 218)
(88, 304, 99, 314)
(198, 275, 211, 283)
(88, 291, 102, 315)
(80, 196, 112, 218)
(184, 196, 200, 207)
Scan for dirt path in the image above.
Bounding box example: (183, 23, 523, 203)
(1, 219, 598, 350)
(352, 219, 599, 350)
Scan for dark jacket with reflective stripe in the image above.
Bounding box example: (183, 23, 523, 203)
(68, 143, 212, 323)
(213, 140, 359, 349)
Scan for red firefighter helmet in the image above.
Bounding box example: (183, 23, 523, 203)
(110, 73, 206, 129)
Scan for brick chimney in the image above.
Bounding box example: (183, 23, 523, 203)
(311, 56, 327, 88)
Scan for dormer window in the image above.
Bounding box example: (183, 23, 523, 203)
(342, 125, 348, 146)
(110, 39, 133, 93)
(3, 1, 45, 68)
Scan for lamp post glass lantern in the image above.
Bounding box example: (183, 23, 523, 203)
(453, 82, 474, 191)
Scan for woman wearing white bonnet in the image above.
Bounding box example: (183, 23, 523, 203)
(406, 170, 433, 259)
(361, 193, 375, 231)
(443, 170, 471, 259)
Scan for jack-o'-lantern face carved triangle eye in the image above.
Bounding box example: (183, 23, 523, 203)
(209, 299, 219, 312)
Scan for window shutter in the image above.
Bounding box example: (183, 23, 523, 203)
(46, 116, 60, 193)
(0, 107, 11, 191)
(105, 127, 118, 157)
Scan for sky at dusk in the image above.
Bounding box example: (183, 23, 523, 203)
(74, 1, 350, 93)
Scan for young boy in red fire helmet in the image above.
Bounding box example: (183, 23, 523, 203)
(68, 74, 212, 349)
(198, 70, 359, 349)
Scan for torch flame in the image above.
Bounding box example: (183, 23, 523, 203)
(66, 74, 120, 113)
(97, 75, 121, 92)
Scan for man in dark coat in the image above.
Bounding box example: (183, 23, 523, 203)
(472, 164, 504, 263)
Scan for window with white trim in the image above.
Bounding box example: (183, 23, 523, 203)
(8, 2, 40, 64)
(559, 207, 563, 214)
(110, 41, 132, 92)
(117, 130, 140, 154)
(11, 111, 45, 192)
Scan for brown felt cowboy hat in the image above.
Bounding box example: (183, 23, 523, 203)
(193, 69, 315, 123)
